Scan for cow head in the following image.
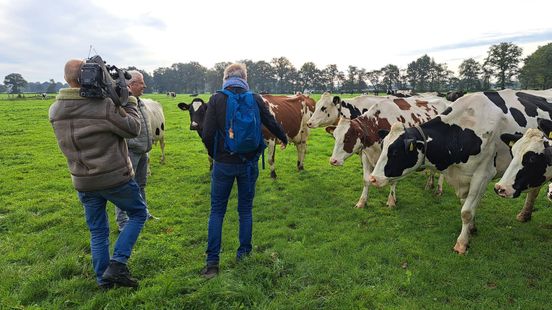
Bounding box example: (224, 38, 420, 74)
(369, 122, 426, 187)
(329, 119, 363, 166)
(307, 92, 341, 128)
(177, 98, 207, 133)
(494, 120, 552, 198)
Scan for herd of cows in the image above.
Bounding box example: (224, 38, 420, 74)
(145, 89, 552, 255)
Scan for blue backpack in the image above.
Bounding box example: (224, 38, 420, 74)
(218, 89, 266, 158)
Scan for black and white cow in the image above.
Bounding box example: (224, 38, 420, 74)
(177, 98, 212, 169)
(329, 97, 448, 208)
(495, 118, 552, 200)
(370, 89, 552, 254)
(142, 99, 166, 163)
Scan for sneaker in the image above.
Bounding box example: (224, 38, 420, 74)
(102, 261, 139, 288)
(147, 213, 159, 221)
(200, 264, 219, 279)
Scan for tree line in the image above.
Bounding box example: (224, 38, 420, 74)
(3, 42, 552, 95)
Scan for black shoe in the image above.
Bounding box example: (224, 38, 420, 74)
(200, 264, 219, 279)
(102, 261, 139, 288)
(98, 282, 114, 291)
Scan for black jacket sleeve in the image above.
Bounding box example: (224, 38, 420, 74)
(255, 94, 288, 144)
(201, 95, 217, 157)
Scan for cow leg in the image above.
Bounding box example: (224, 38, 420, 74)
(517, 187, 540, 222)
(387, 182, 397, 208)
(296, 141, 307, 171)
(435, 173, 444, 196)
(267, 139, 277, 179)
(425, 170, 435, 190)
(356, 152, 373, 208)
(159, 137, 165, 164)
(453, 171, 493, 254)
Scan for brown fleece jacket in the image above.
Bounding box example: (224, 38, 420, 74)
(49, 88, 141, 191)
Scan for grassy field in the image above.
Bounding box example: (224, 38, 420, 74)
(1, 93, 552, 309)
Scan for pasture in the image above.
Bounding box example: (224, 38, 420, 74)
(1, 93, 552, 309)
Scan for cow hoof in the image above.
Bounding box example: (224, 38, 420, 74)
(453, 242, 468, 254)
(270, 171, 277, 179)
(516, 212, 532, 222)
(354, 203, 365, 209)
(297, 165, 304, 171)
(434, 189, 443, 196)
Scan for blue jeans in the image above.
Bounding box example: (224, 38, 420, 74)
(77, 180, 148, 285)
(116, 151, 150, 230)
(206, 161, 259, 264)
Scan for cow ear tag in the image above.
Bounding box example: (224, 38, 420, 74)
(409, 142, 414, 152)
(548, 132, 552, 139)
(509, 141, 514, 147)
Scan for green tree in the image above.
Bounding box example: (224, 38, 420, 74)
(271, 57, 297, 93)
(459, 58, 482, 91)
(381, 64, 400, 91)
(321, 64, 340, 92)
(519, 42, 552, 89)
(365, 69, 382, 93)
(484, 42, 522, 90)
(298, 62, 321, 92)
(407, 55, 432, 92)
(46, 79, 57, 93)
(4, 73, 27, 94)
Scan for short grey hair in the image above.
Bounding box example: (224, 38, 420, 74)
(223, 63, 247, 81)
(127, 70, 143, 83)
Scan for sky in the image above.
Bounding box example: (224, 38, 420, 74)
(0, 0, 551, 83)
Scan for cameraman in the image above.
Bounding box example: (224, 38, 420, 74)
(49, 59, 147, 289)
(115, 70, 157, 232)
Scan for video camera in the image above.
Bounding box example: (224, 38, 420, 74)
(79, 55, 131, 106)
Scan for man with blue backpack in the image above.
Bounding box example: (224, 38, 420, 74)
(201, 63, 288, 278)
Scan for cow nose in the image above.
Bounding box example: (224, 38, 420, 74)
(494, 184, 506, 195)
(307, 122, 313, 128)
(369, 175, 377, 185)
(329, 158, 338, 165)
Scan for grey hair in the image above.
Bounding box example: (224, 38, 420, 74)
(127, 70, 143, 83)
(223, 63, 247, 81)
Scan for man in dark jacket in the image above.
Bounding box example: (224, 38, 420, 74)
(49, 59, 147, 289)
(200, 63, 288, 278)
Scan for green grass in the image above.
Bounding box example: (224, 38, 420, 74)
(1, 93, 552, 309)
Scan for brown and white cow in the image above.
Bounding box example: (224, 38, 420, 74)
(261, 93, 316, 178)
(370, 89, 552, 254)
(330, 97, 448, 208)
(178, 94, 316, 178)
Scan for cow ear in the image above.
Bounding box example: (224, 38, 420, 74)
(538, 118, 552, 139)
(332, 96, 341, 105)
(500, 133, 523, 148)
(404, 138, 416, 152)
(378, 129, 390, 140)
(178, 102, 190, 111)
(325, 126, 336, 135)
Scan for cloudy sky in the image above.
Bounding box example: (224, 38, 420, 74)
(1, 0, 551, 83)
